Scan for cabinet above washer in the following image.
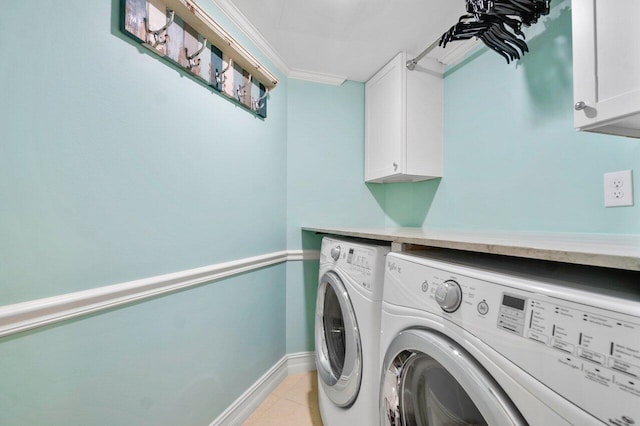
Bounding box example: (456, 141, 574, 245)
(572, 0, 640, 138)
(365, 52, 444, 183)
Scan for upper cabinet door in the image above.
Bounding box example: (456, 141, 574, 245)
(572, 0, 640, 138)
(365, 53, 405, 182)
(365, 52, 443, 183)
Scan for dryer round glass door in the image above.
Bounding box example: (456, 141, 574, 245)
(381, 329, 526, 426)
(315, 271, 362, 408)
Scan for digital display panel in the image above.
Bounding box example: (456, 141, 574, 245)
(347, 248, 354, 264)
(502, 294, 525, 311)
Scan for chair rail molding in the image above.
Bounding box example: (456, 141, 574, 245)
(0, 249, 320, 339)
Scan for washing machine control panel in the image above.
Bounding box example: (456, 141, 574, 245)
(344, 246, 373, 271)
(325, 244, 375, 271)
(384, 252, 640, 426)
(322, 239, 389, 294)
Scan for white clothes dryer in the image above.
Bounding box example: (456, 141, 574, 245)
(380, 249, 640, 426)
(315, 237, 390, 426)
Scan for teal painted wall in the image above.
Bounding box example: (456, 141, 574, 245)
(3, 0, 640, 422)
(0, 268, 285, 426)
(285, 2, 640, 353)
(0, 0, 287, 423)
(0, 0, 287, 305)
(285, 260, 319, 353)
(285, 79, 384, 352)
(286, 80, 385, 250)
(384, 4, 640, 233)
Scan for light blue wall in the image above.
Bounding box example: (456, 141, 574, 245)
(285, 260, 319, 353)
(3, 0, 640, 422)
(0, 0, 287, 304)
(0, 268, 286, 426)
(284, 3, 640, 353)
(385, 4, 640, 233)
(0, 0, 287, 423)
(285, 79, 385, 352)
(286, 80, 385, 250)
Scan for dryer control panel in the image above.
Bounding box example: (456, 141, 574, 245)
(497, 291, 640, 384)
(493, 291, 640, 426)
(384, 251, 640, 426)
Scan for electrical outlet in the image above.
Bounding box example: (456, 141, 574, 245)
(604, 170, 634, 207)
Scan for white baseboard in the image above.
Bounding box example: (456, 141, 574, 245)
(210, 351, 316, 426)
(287, 351, 316, 375)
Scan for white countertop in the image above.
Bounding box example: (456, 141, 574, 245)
(302, 226, 640, 271)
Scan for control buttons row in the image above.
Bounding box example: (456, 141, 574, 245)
(351, 255, 371, 269)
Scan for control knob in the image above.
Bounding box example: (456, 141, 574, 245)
(435, 280, 463, 313)
(330, 245, 341, 261)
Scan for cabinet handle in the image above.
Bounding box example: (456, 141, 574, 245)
(574, 101, 587, 111)
(393, 162, 398, 171)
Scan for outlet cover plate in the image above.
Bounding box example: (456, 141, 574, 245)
(604, 170, 633, 207)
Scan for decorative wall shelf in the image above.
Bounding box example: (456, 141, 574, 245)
(121, 0, 278, 117)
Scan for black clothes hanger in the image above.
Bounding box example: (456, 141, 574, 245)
(439, 0, 551, 63)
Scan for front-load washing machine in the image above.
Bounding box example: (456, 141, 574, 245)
(380, 249, 640, 425)
(315, 237, 390, 426)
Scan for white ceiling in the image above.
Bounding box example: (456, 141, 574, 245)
(226, 0, 466, 82)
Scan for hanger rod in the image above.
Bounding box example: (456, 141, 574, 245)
(406, 39, 441, 70)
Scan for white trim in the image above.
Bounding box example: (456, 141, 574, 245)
(209, 0, 349, 85)
(210, 351, 317, 426)
(286, 351, 316, 375)
(289, 69, 347, 86)
(0, 249, 317, 339)
(209, 0, 290, 76)
(210, 355, 288, 426)
(435, 39, 483, 66)
(286, 249, 321, 262)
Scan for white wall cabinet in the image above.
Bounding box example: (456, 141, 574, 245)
(365, 52, 444, 183)
(572, 0, 640, 138)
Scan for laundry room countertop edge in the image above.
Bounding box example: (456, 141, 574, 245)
(302, 227, 640, 271)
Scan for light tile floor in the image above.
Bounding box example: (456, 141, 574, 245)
(243, 371, 323, 426)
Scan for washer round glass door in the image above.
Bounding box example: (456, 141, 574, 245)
(315, 271, 362, 407)
(381, 329, 527, 426)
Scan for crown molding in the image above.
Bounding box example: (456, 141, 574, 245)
(289, 68, 347, 86)
(435, 39, 482, 66)
(209, 0, 349, 85)
(209, 0, 290, 76)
